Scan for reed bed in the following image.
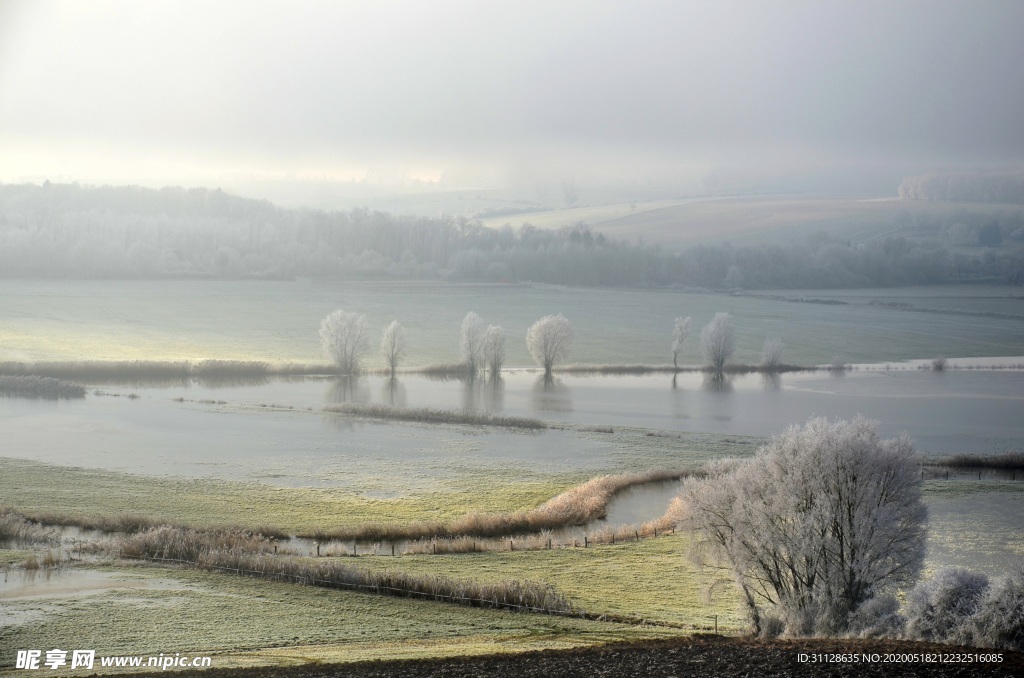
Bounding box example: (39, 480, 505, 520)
(414, 362, 470, 378)
(557, 363, 815, 375)
(0, 360, 337, 382)
(323, 403, 547, 429)
(119, 526, 574, 614)
(0, 375, 86, 399)
(0, 508, 61, 544)
(308, 469, 689, 543)
(14, 509, 291, 540)
(928, 452, 1024, 471)
(399, 516, 679, 555)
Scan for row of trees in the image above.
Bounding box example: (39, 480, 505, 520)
(321, 308, 784, 376)
(319, 310, 574, 377)
(3, 182, 1022, 286)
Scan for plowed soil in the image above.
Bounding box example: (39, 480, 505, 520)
(132, 636, 1023, 677)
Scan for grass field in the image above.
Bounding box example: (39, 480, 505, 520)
(0, 563, 684, 670)
(482, 195, 1024, 250)
(2, 280, 1022, 367)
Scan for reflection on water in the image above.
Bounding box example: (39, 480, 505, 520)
(761, 372, 781, 390)
(529, 375, 572, 412)
(325, 377, 370, 404)
(381, 378, 407, 408)
(482, 376, 504, 413)
(702, 373, 733, 392)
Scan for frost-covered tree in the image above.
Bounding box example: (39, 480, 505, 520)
(679, 417, 927, 637)
(459, 312, 485, 376)
(700, 312, 735, 372)
(482, 324, 505, 379)
(671, 316, 691, 369)
(319, 309, 369, 375)
(379, 320, 407, 377)
(526, 314, 574, 377)
(761, 338, 784, 370)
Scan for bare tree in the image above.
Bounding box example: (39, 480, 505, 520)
(679, 417, 927, 637)
(526, 314, 574, 377)
(460, 312, 484, 377)
(379, 320, 407, 377)
(672, 316, 692, 370)
(700, 312, 735, 372)
(761, 338, 784, 370)
(320, 309, 369, 375)
(482, 324, 505, 379)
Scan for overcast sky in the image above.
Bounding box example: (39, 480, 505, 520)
(1, 0, 1022, 188)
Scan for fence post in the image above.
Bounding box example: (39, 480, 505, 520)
(715, 615, 718, 634)
(635, 530, 639, 542)
(510, 540, 514, 552)
(392, 543, 395, 557)
(584, 536, 588, 548)
(316, 542, 320, 557)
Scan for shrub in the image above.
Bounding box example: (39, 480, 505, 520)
(904, 567, 990, 644)
(964, 567, 1024, 651)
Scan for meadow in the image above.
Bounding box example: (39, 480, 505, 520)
(1, 280, 1022, 367)
(481, 195, 1024, 250)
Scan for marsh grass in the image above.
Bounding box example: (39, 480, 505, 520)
(0, 508, 60, 544)
(557, 364, 814, 375)
(118, 526, 574, 614)
(0, 359, 336, 382)
(310, 470, 689, 543)
(323, 403, 547, 429)
(0, 375, 86, 399)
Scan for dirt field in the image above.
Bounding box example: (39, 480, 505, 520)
(135, 636, 1023, 678)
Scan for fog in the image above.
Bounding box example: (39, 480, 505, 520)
(2, 0, 1023, 192)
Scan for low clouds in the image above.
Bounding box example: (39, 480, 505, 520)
(1, 0, 1022, 186)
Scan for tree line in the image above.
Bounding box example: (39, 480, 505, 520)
(2, 181, 1022, 286)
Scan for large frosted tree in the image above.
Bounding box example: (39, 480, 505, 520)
(700, 312, 735, 372)
(459, 312, 485, 377)
(526, 314, 574, 377)
(672, 316, 692, 369)
(379, 320, 407, 377)
(679, 417, 927, 637)
(482, 324, 505, 379)
(320, 309, 369, 375)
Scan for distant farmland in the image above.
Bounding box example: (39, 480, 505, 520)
(483, 195, 1024, 250)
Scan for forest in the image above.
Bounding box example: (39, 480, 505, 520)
(1, 182, 1022, 287)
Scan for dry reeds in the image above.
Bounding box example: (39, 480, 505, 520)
(119, 526, 574, 614)
(930, 452, 1024, 471)
(0, 360, 337, 383)
(323, 403, 546, 429)
(0, 375, 86, 399)
(309, 469, 689, 543)
(0, 508, 60, 544)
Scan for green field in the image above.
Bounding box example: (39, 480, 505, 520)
(1, 280, 1022, 367)
(482, 195, 1024, 250)
(0, 564, 685, 671)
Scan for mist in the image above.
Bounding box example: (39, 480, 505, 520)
(2, 0, 1023, 193)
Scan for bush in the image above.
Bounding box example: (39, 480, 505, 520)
(847, 595, 905, 639)
(905, 567, 990, 644)
(965, 567, 1024, 651)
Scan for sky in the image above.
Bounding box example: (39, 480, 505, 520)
(1, 0, 1022, 190)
